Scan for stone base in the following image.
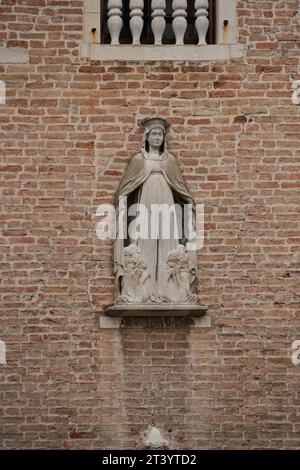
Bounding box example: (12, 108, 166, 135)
(98, 314, 211, 329)
(104, 304, 207, 317)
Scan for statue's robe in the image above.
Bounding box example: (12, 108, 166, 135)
(114, 152, 198, 300)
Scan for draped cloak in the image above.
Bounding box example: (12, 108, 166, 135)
(114, 151, 198, 300)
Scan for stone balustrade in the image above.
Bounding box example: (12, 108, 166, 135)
(106, 0, 210, 45)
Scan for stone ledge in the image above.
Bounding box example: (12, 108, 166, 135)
(104, 304, 208, 317)
(98, 316, 122, 329)
(0, 48, 28, 64)
(191, 315, 212, 328)
(80, 44, 245, 61)
(98, 314, 211, 329)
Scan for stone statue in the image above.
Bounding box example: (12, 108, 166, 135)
(114, 118, 198, 305)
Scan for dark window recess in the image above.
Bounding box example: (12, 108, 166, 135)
(100, 1, 216, 45)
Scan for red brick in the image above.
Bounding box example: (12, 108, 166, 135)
(0, 0, 299, 452)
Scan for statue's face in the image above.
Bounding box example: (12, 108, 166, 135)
(148, 128, 164, 149)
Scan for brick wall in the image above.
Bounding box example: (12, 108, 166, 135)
(0, 0, 299, 449)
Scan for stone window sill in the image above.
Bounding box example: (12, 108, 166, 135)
(80, 43, 245, 62)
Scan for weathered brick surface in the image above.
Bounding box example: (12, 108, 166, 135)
(0, 0, 300, 449)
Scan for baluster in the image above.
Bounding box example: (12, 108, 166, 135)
(151, 0, 166, 46)
(130, 0, 144, 45)
(195, 0, 209, 45)
(172, 0, 187, 45)
(107, 0, 123, 45)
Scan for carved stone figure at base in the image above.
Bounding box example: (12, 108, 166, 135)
(165, 244, 198, 304)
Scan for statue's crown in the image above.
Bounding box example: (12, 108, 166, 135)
(141, 117, 169, 132)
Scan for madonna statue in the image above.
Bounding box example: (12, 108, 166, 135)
(114, 118, 198, 305)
